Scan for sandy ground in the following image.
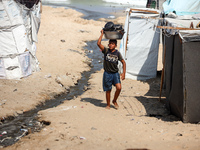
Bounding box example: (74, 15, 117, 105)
(0, 6, 108, 118)
(1, 6, 200, 150)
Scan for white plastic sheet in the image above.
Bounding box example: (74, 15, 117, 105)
(0, 0, 41, 79)
(30, 43, 40, 72)
(12, 25, 31, 53)
(19, 52, 32, 77)
(0, 59, 6, 79)
(0, 1, 23, 28)
(179, 30, 200, 42)
(163, 0, 200, 16)
(4, 56, 22, 79)
(163, 17, 200, 42)
(0, 30, 18, 56)
(119, 8, 160, 80)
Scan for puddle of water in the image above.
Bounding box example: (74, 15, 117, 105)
(0, 40, 103, 147)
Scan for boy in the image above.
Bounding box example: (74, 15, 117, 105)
(97, 29, 126, 109)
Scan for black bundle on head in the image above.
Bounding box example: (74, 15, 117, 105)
(16, 0, 40, 8)
(103, 22, 115, 31)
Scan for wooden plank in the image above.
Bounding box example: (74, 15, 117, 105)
(157, 25, 200, 30)
(130, 8, 159, 14)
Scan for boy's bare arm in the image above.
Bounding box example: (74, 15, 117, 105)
(120, 59, 126, 80)
(97, 30, 105, 51)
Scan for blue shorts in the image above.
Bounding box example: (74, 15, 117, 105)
(103, 71, 121, 91)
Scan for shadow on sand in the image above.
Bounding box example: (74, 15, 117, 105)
(81, 72, 180, 122)
(135, 71, 180, 122)
(81, 98, 116, 109)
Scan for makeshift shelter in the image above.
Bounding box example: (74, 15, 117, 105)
(163, 0, 200, 16)
(160, 0, 200, 123)
(0, 0, 41, 79)
(119, 8, 160, 80)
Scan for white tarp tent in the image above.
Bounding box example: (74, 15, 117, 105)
(0, 0, 41, 79)
(119, 8, 160, 80)
(163, 0, 200, 16)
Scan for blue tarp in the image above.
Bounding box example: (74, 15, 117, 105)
(163, 0, 200, 16)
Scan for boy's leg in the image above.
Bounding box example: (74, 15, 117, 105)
(112, 83, 121, 109)
(103, 71, 112, 109)
(106, 90, 111, 109)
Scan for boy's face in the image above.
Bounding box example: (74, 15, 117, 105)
(108, 41, 117, 50)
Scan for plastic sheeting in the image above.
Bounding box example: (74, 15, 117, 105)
(163, 34, 200, 123)
(179, 30, 200, 42)
(0, 0, 41, 79)
(162, 14, 200, 123)
(103, 0, 147, 6)
(0, 52, 32, 79)
(119, 8, 160, 80)
(162, 17, 200, 42)
(0, 1, 23, 28)
(0, 59, 6, 79)
(163, 0, 200, 16)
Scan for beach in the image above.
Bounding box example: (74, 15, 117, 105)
(1, 5, 200, 150)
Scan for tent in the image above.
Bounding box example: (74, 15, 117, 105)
(119, 4, 200, 123)
(160, 0, 200, 123)
(0, 0, 41, 79)
(163, 0, 200, 16)
(162, 19, 200, 123)
(119, 8, 160, 80)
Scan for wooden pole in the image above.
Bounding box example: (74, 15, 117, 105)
(157, 25, 200, 30)
(159, 40, 166, 101)
(125, 9, 131, 56)
(130, 8, 159, 14)
(157, 0, 159, 10)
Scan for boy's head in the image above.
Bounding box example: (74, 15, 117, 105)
(108, 39, 117, 50)
(109, 39, 117, 45)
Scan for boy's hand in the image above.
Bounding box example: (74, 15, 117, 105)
(100, 29, 104, 35)
(120, 73, 125, 80)
(97, 29, 105, 51)
(120, 60, 126, 80)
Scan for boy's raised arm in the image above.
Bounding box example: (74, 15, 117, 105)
(97, 30, 105, 51)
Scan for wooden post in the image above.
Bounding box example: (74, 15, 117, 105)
(125, 9, 132, 56)
(159, 40, 166, 101)
(157, 0, 159, 10)
(157, 26, 200, 30)
(130, 8, 159, 14)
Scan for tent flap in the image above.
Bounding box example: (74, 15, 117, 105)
(179, 30, 200, 42)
